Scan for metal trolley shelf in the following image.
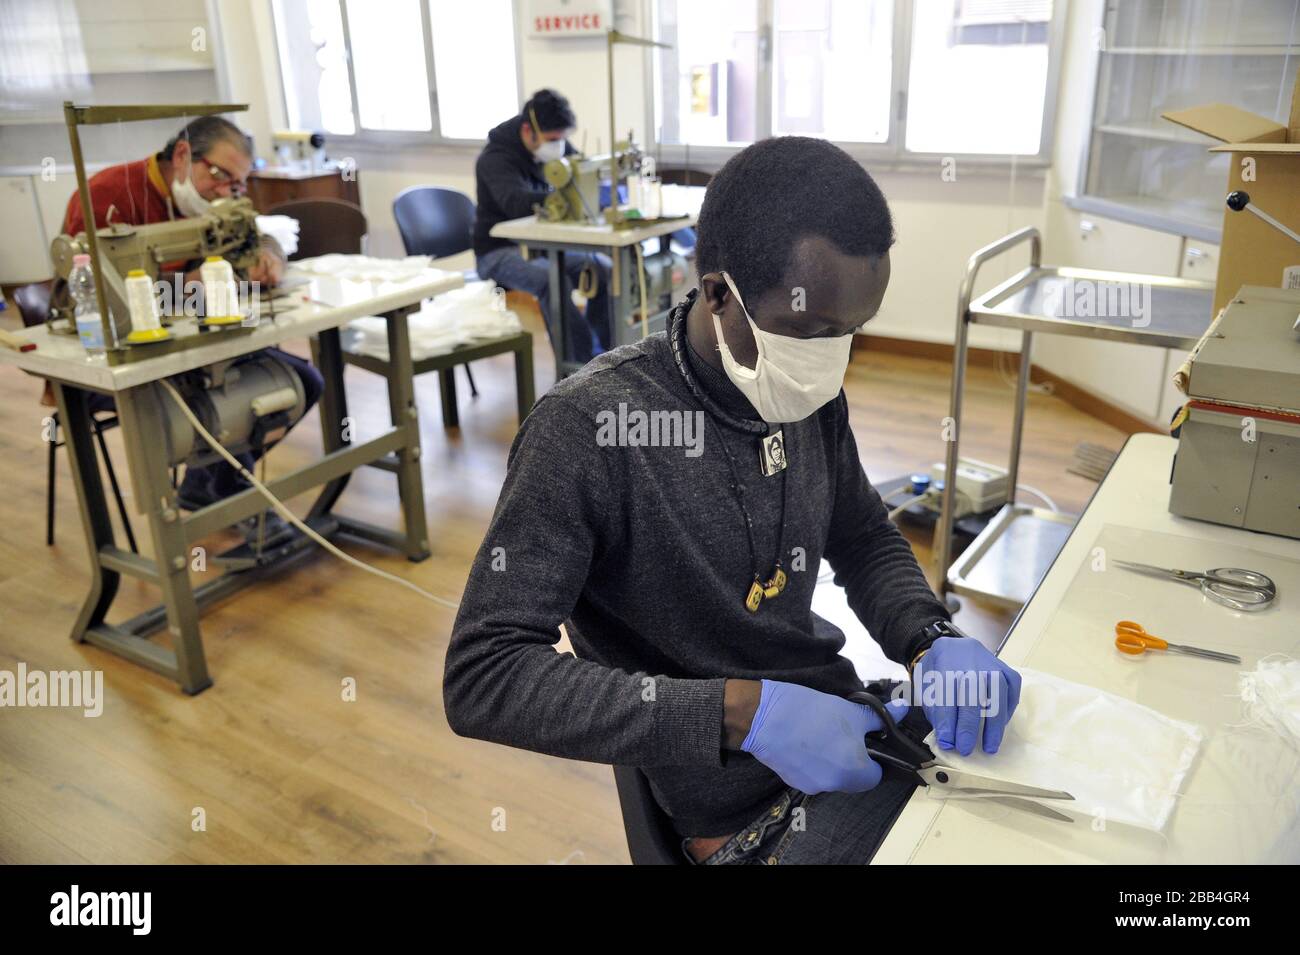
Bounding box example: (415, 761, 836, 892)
(934, 227, 1216, 609)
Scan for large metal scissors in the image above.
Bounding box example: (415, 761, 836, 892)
(1114, 559, 1276, 612)
(846, 691, 1077, 823)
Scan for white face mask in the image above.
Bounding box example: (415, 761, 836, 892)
(533, 137, 566, 163)
(711, 270, 854, 424)
(170, 173, 212, 218)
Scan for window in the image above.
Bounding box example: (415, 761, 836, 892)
(653, 0, 1059, 162)
(271, 0, 520, 141)
(905, 0, 1052, 154)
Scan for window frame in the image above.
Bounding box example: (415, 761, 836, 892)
(649, 0, 1066, 174)
(269, 0, 525, 149)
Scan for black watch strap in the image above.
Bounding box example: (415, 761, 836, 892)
(908, 620, 966, 674)
(921, 620, 966, 642)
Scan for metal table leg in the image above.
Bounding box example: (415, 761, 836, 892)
(514, 333, 535, 424)
(381, 306, 429, 561)
(308, 325, 352, 521)
(1008, 330, 1033, 494)
(934, 307, 970, 601)
(438, 368, 459, 429)
(114, 383, 213, 694)
(548, 250, 567, 379)
(52, 383, 120, 648)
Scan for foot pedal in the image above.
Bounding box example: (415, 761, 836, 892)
(211, 516, 334, 571)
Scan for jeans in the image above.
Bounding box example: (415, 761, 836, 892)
(476, 244, 612, 366)
(684, 774, 918, 865)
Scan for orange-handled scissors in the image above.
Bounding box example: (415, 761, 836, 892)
(1114, 621, 1241, 664)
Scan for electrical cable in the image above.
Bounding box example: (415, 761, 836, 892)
(159, 379, 460, 611)
(1015, 483, 1058, 512)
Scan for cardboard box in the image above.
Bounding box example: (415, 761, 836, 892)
(1163, 70, 1300, 315)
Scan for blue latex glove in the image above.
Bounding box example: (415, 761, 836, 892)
(915, 636, 1022, 756)
(741, 680, 910, 794)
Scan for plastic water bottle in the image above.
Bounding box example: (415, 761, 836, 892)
(70, 253, 112, 355)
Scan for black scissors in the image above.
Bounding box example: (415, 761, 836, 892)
(847, 691, 1077, 823)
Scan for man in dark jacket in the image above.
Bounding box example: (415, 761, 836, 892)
(473, 89, 612, 366)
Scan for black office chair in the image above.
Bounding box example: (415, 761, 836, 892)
(391, 186, 481, 398)
(393, 186, 479, 261)
(13, 281, 137, 552)
(612, 765, 688, 865)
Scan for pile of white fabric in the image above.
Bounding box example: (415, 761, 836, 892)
(1240, 657, 1300, 750)
(256, 215, 301, 257)
(346, 280, 523, 360)
(293, 253, 435, 283)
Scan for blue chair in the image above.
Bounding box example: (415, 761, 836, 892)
(392, 186, 481, 398)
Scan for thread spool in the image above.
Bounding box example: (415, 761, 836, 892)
(200, 256, 243, 325)
(125, 269, 169, 344)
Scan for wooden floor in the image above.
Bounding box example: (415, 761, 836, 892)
(0, 303, 1126, 864)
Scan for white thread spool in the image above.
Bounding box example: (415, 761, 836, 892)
(200, 256, 241, 324)
(125, 269, 168, 343)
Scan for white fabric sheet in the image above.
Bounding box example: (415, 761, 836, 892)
(924, 667, 1204, 832)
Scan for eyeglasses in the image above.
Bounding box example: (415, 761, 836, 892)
(197, 155, 247, 195)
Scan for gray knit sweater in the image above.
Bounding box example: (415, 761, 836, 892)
(443, 294, 950, 836)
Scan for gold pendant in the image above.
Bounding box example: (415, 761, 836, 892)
(745, 580, 765, 613)
(763, 566, 787, 598)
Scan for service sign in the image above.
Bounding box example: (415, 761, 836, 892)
(528, 0, 611, 37)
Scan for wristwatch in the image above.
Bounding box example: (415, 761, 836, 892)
(908, 620, 967, 676)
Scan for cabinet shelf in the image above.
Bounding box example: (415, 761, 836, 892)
(1079, 1, 1299, 239)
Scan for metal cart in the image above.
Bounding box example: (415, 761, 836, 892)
(934, 226, 1216, 609)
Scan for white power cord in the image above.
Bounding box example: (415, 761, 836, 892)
(1015, 483, 1058, 512)
(160, 379, 460, 611)
(886, 486, 974, 522)
(888, 489, 937, 521)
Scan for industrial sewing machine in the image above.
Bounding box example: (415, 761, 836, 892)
(47, 196, 263, 342)
(535, 135, 645, 225)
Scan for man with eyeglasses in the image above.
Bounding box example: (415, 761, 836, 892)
(59, 115, 323, 518)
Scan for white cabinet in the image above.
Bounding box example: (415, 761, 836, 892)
(0, 176, 53, 284)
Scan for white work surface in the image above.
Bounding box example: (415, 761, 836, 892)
(874, 433, 1300, 864)
(0, 266, 463, 392)
(489, 185, 704, 248)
